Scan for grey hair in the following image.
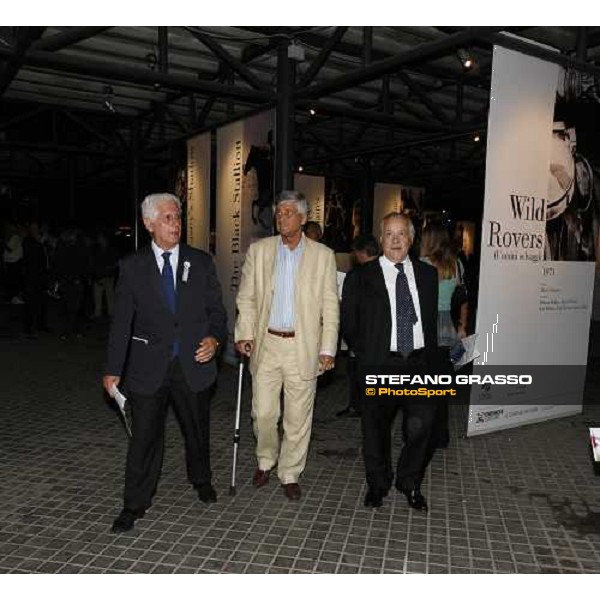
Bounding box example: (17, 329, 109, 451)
(276, 190, 308, 215)
(141, 193, 181, 220)
(380, 211, 415, 241)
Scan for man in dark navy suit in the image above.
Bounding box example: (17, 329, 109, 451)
(341, 212, 439, 511)
(103, 193, 227, 533)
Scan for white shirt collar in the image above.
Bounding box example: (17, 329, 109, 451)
(151, 241, 179, 262)
(381, 253, 411, 269)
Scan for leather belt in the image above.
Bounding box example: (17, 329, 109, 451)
(268, 328, 295, 338)
(389, 348, 425, 360)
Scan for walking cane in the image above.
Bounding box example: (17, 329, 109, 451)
(229, 355, 246, 496)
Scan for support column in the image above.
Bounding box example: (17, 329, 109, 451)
(275, 40, 295, 193)
(576, 27, 588, 61)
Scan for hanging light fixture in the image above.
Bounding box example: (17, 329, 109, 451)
(457, 48, 474, 70)
(103, 85, 116, 113)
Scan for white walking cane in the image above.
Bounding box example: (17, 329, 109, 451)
(229, 356, 246, 496)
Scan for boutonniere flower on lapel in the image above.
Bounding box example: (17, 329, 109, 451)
(182, 261, 191, 283)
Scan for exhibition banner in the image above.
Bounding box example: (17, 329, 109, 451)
(295, 173, 325, 228)
(372, 183, 424, 236)
(186, 132, 211, 251)
(216, 110, 275, 361)
(468, 46, 596, 435)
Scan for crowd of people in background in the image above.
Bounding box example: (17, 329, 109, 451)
(1, 214, 478, 343)
(0, 220, 122, 339)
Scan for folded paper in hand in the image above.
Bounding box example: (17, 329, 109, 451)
(110, 384, 132, 437)
(451, 334, 480, 370)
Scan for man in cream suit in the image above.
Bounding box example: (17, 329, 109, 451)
(235, 190, 339, 500)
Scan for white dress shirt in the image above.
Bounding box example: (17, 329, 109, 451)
(268, 235, 305, 331)
(379, 254, 424, 351)
(151, 241, 179, 289)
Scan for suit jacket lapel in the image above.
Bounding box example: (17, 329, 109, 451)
(265, 236, 277, 293)
(370, 260, 391, 307)
(296, 236, 312, 296)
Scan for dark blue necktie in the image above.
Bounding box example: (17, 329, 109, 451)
(395, 262, 417, 354)
(161, 251, 178, 356)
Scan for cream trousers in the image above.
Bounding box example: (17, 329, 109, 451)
(251, 332, 317, 484)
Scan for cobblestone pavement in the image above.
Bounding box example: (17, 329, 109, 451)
(1, 307, 600, 574)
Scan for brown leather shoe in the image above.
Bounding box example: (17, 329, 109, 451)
(252, 469, 270, 488)
(283, 483, 301, 500)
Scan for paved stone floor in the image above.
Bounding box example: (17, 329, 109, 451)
(1, 305, 600, 574)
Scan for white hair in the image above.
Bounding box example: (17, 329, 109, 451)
(141, 193, 181, 220)
(380, 211, 415, 241)
(276, 190, 308, 215)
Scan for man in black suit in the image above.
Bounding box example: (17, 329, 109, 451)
(103, 193, 227, 533)
(341, 212, 439, 511)
(337, 233, 380, 418)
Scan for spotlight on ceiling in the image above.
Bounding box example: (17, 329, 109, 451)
(309, 108, 316, 116)
(457, 48, 474, 70)
(473, 133, 481, 143)
(298, 165, 304, 173)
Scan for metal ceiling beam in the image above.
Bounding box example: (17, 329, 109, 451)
(295, 28, 501, 99)
(576, 27, 587, 61)
(0, 106, 47, 131)
(158, 27, 169, 75)
(363, 27, 373, 65)
(0, 46, 276, 102)
(196, 96, 217, 129)
(146, 103, 273, 155)
(0, 139, 121, 157)
(297, 30, 490, 89)
(0, 97, 132, 127)
(299, 99, 473, 133)
(241, 37, 280, 63)
(187, 29, 269, 91)
(139, 36, 280, 123)
(297, 26, 348, 88)
(477, 32, 600, 78)
(60, 109, 116, 148)
(302, 128, 483, 167)
(33, 27, 112, 52)
(0, 27, 45, 97)
(396, 70, 449, 124)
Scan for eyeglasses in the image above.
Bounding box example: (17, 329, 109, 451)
(157, 213, 181, 224)
(275, 209, 299, 219)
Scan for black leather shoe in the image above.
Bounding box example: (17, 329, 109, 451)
(197, 483, 217, 504)
(111, 509, 145, 534)
(252, 469, 271, 488)
(283, 483, 301, 500)
(364, 488, 384, 508)
(404, 488, 428, 512)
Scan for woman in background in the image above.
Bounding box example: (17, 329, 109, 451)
(420, 220, 468, 447)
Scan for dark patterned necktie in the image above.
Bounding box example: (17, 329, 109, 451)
(395, 262, 417, 354)
(161, 251, 178, 356)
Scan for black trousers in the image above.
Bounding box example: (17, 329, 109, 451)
(361, 353, 437, 493)
(124, 358, 212, 512)
(346, 355, 362, 414)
